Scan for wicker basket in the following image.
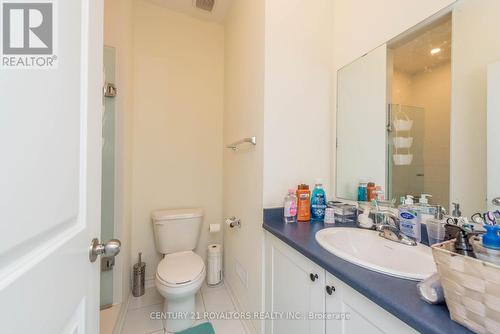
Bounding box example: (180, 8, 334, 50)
(432, 240, 500, 334)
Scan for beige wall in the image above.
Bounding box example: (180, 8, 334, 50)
(263, 0, 333, 207)
(223, 2, 334, 332)
(412, 63, 451, 206)
(391, 70, 425, 200)
(331, 0, 457, 198)
(392, 70, 413, 106)
(104, 0, 134, 309)
(131, 0, 224, 281)
(223, 0, 265, 332)
(391, 64, 451, 206)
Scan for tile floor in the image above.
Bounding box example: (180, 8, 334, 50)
(121, 283, 247, 334)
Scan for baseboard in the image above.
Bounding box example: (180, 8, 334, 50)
(224, 279, 257, 334)
(112, 292, 130, 334)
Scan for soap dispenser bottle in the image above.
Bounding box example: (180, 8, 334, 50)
(399, 195, 421, 242)
(452, 202, 462, 218)
(416, 194, 436, 226)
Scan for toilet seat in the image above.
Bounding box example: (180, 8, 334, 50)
(156, 251, 205, 287)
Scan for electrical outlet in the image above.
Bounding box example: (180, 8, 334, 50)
(235, 260, 248, 287)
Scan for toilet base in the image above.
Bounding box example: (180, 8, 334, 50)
(162, 294, 196, 333)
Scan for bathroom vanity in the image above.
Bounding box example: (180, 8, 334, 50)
(262, 209, 472, 334)
(264, 232, 416, 334)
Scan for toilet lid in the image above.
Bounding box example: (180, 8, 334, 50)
(157, 251, 204, 285)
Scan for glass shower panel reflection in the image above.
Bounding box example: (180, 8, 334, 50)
(388, 104, 425, 201)
(101, 46, 116, 308)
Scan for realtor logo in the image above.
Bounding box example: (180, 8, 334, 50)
(1, 1, 57, 69)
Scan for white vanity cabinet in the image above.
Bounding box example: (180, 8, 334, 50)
(264, 232, 326, 334)
(265, 232, 417, 334)
(325, 273, 417, 334)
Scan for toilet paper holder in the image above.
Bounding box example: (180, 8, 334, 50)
(225, 216, 241, 229)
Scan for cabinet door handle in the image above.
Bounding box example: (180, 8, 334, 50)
(326, 285, 336, 295)
(309, 273, 319, 282)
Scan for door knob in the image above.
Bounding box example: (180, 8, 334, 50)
(309, 273, 319, 282)
(89, 238, 121, 263)
(493, 197, 500, 207)
(326, 285, 336, 295)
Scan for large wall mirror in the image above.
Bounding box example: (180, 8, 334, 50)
(336, 0, 500, 216)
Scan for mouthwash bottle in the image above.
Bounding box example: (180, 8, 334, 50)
(399, 195, 420, 242)
(311, 179, 327, 222)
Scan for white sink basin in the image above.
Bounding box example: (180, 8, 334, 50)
(315, 228, 437, 281)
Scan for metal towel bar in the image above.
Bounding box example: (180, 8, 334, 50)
(226, 136, 257, 151)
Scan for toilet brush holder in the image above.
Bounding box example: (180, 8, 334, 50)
(132, 252, 146, 297)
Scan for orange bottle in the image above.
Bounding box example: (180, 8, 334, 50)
(296, 184, 311, 222)
(367, 182, 376, 202)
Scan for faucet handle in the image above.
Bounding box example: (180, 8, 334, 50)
(376, 210, 399, 230)
(378, 224, 417, 246)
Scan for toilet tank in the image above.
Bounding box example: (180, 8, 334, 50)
(152, 208, 203, 255)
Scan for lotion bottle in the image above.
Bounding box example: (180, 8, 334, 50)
(296, 184, 311, 222)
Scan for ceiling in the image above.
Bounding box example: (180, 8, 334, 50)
(147, 0, 234, 23)
(391, 16, 452, 75)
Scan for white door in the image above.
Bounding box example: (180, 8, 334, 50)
(0, 1, 104, 333)
(487, 61, 500, 211)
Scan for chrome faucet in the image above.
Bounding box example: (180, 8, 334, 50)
(375, 210, 398, 228)
(376, 211, 417, 246)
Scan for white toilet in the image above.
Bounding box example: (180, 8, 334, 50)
(152, 208, 206, 333)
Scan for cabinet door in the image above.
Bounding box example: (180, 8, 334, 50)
(265, 233, 326, 334)
(325, 273, 417, 334)
(324, 273, 345, 334)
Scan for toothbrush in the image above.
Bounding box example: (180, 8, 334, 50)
(493, 210, 500, 225)
(484, 211, 497, 225)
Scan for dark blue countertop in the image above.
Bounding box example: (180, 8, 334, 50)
(263, 208, 472, 334)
